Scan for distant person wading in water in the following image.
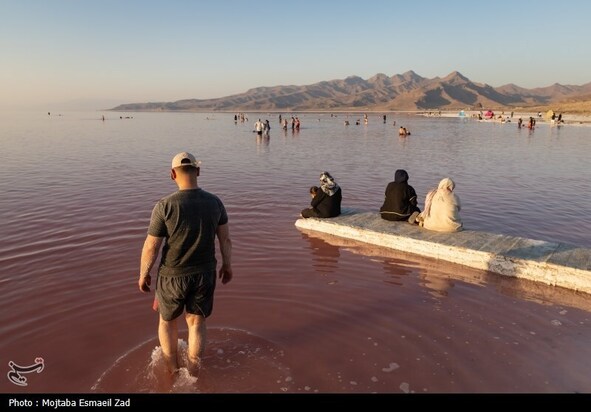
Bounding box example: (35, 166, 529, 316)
(254, 119, 264, 135)
(138, 152, 233, 376)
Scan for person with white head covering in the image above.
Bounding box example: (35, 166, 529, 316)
(301, 172, 342, 218)
(418, 177, 463, 232)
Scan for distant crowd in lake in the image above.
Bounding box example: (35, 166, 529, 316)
(234, 112, 420, 138)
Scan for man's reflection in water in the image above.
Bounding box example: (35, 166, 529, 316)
(256, 133, 270, 153)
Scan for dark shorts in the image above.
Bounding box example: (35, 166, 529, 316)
(156, 271, 216, 321)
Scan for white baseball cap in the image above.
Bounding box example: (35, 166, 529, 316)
(171, 152, 201, 169)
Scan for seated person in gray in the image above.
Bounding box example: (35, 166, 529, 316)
(380, 169, 420, 222)
(301, 172, 342, 218)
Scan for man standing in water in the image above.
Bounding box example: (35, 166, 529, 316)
(138, 152, 233, 376)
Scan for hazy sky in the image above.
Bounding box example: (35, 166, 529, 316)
(2, 0, 590, 109)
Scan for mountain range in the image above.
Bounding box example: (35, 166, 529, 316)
(111, 70, 591, 112)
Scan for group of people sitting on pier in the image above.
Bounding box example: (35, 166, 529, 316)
(300, 169, 462, 233)
(379, 169, 462, 232)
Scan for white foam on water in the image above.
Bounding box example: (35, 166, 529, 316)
(92, 327, 293, 393)
(381, 362, 399, 373)
(145, 339, 199, 392)
(91, 336, 156, 391)
(172, 368, 199, 392)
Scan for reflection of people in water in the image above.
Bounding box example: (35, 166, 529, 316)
(256, 133, 270, 149)
(381, 258, 414, 287)
(419, 273, 455, 298)
(301, 233, 340, 274)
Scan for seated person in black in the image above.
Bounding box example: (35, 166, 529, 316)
(301, 172, 342, 218)
(380, 169, 420, 222)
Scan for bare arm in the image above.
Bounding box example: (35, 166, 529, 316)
(216, 223, 233, 284)
(138, 235, 164, 293)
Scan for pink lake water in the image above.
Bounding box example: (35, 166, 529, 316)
(1, 111, 591, 393)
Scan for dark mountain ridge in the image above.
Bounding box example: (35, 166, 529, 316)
(111, 71, 591, 112)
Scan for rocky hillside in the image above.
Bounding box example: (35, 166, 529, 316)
(111, 71, 591, 112)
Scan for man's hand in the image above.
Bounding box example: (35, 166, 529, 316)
(139, 274, 151, 293)
(138, 235, 163, 293)
(219, 264, 233, 285)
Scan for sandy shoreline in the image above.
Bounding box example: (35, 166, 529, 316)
(250, 109, 591, 125)
(421, 110, 591, 125)
(106, 108, 591, 125)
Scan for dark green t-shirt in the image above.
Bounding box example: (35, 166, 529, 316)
(148, 188, 228, 277)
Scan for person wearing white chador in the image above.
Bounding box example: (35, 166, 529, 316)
(419, 178, 463, 232)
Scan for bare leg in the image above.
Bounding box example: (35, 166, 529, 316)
(185, 313, 206, 376)
(158, 316, 179, 374)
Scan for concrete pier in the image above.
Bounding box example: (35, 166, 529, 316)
(295, 210, 591, 294)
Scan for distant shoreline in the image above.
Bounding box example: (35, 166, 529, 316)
(105, 108, 591, 124)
